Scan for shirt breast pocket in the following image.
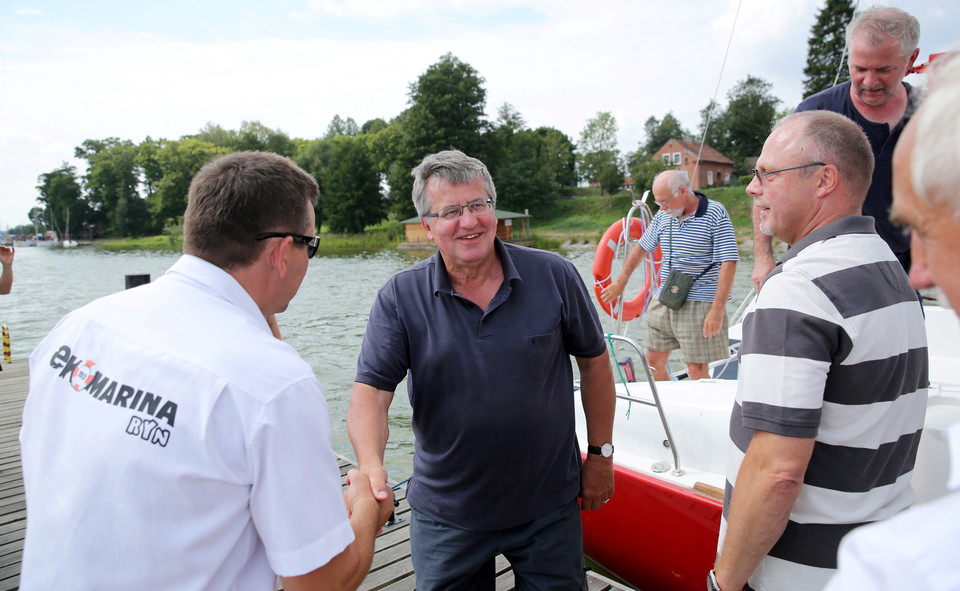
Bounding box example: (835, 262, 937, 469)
(526, 325, 563, 382)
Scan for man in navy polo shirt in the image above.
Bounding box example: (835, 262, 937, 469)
(752, 5, 921, 289)
(348, 149, 616, 590)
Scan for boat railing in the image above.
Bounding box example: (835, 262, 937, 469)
(607, 333, 684, 477)
(606, 190, 655, 336)
(729, 287, 756, 327)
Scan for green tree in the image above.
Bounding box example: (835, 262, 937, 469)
(319, 136, 384, 234)
(483, 105, 555, 214)
(362, 118, 404, 180)
(494, 102, 525, 134)
(492, 130, 556, 213)
(700, 76, 781, 171)
(233, 121, 295, 156)
(388, 53, 488, 219)
(535, 127, 577, 189)
(577, 111, 620, 190)
(193, 122, 237, 149)
(598, 160, 625, 197)
(697, 100, 726, 153)
(802, 0, 855, 98)
(28, 207, 46, 235)
(139, 137, 228, 231)
(361, 116, 405, 223)
(137, 136, 164, 200)
(325, 115, 359, 138)
(640, 112, 690, 157)
(626, 151, 667, 194)
(294, 138, 335, 229)
(75, 138, 148, 236)
(360, 118, 388, 135)
(36, 164, 85, 238)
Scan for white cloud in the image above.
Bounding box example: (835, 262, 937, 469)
(14, 8, 44, 17)
(0, 0, 954, 227)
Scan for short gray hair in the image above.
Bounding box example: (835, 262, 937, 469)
(411, 150, 497, 217)
(773, 111, 874, 206)
(664, 170, 691, 195)
(847, 5, 920, 59)
(911, 53, 960, 211)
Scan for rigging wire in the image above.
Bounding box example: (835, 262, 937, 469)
(692, 0, 743, 185)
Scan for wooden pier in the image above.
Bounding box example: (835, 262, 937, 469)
(0, 362, 27, 591)
(0, 361, 630, 590)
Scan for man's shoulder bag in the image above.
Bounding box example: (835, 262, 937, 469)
(659, 268, 696, 310)
(658, 221, 716, 311)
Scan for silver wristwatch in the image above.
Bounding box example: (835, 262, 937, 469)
(707, 570, 721, 591)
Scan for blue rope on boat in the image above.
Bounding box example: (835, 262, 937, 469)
(606, 332, 632, 418)
(392, 477, 411, 490)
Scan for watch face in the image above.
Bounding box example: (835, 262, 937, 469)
(601, 443, 613, 457)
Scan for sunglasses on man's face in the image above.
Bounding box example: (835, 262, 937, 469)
(256, 232, 320, 258)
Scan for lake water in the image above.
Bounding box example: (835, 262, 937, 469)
(0, 243, 754, 481)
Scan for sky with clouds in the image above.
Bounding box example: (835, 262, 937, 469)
(0, 0, 955, 228)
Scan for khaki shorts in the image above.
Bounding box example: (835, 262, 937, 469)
(645, 299, 730, 363)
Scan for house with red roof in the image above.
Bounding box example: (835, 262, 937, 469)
(653, 139, 735, 190)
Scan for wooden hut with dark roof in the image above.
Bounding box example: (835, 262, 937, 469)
(398, 208, 532, 251)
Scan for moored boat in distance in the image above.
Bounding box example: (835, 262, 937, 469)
(28, 231, 61, 247)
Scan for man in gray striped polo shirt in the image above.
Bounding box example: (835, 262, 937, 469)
(712, 110, 928, 591)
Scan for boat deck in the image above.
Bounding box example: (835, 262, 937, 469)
(0, 361, 631, 590)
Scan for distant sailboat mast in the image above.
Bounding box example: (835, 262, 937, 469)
(63, 207, 78, 247)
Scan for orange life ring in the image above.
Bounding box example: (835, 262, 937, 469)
(593, 218, 663, 321)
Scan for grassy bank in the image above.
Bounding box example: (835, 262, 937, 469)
(534, 185, 753, 245)
(99, 221, 404, 255)
(99, 185, 754, 255)
(98, 235, 181, 252)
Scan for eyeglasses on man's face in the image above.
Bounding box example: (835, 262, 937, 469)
(654, 192, 676, 209)
(752, 162, 826, 186)
(256, 232, 320, 258)
(422, 198, 494, 222)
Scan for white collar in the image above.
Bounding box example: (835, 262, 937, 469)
(164, 255, 272, 335)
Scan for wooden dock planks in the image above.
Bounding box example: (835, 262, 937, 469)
(0, 361, 27, 591)
(0, 361, 630, 591)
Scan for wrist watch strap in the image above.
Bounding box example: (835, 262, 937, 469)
(587, 443, 613, 457)
(708, 569, 744, 591)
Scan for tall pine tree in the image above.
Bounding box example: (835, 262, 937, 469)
(802, 0, 855, 98)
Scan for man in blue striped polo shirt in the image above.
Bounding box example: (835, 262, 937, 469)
(600, 169, 739, 380)
(712, 110, 928, 591)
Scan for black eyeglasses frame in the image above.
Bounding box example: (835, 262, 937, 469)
(422, 198, 495, 222)
(751, 162, 826, 186)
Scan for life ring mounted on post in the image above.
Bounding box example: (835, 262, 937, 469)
(593, 218, 662, 321)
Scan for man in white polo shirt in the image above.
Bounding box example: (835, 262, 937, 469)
(19, 151, 393, 590)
